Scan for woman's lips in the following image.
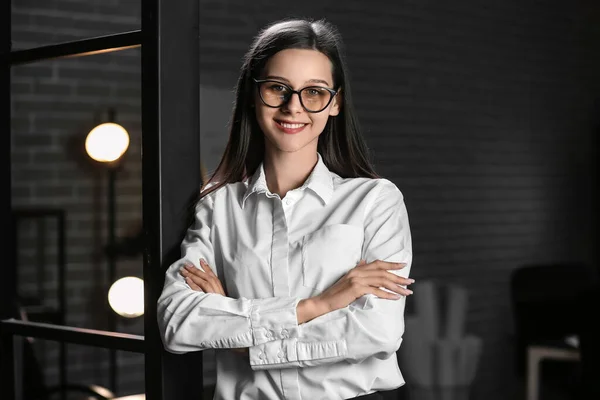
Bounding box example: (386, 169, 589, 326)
(275, 120, 308, 134)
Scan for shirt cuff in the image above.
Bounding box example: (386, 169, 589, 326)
(250, 297, 301, 346)
(249, 338, 347, 370)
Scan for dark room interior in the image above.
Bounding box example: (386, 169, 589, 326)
(1, 1, 599, 400)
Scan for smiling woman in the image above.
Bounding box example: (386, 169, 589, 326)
(157, 17, 414, 400)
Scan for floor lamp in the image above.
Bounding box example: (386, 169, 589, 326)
(84, 109, 133, 393)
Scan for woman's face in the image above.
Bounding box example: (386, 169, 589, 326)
(254, 48, 340, 155)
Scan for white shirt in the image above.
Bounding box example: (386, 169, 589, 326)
(157, 153, 413, 400)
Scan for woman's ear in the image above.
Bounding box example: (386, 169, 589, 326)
(329, 90, 342, 116)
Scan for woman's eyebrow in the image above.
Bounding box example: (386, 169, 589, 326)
(265, 75, 331, 86)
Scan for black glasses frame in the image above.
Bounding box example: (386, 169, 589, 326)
(253, 78, 338, 113)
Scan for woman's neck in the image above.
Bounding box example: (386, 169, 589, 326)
(263, 149, 318, 199)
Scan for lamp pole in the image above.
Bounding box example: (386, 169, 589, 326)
(106, 107, 118, 392)
(85, 107, 129, 394)
(107, 164, 117, 392)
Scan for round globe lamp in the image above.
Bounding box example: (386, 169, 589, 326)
(85, 122, 130, 163)
(108, 276, 144, 318)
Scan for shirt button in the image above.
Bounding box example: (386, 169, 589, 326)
(277, 351, 284, 359)
(281, 329, 289, 338)
(284, 199, 291, 206)
(266, 331, 273, 339)
(259, 352, 266, 360)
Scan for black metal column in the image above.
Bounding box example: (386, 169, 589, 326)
(142, 0, 202, 398)
(0, 1, 16, 394)
(0, 0, 15, 325)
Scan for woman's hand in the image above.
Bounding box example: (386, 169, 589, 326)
(180, 260, 249, 356)
(298, 259, 413, 324)
(179, 258, 226, 296)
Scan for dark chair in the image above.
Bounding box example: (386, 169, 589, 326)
(510, 262, 599, 400)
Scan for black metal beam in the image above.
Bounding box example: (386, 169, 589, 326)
(142, 0, 202, 398)
(0, 319, 145, 353)
(9, 31, 142, 66)
(12, 207, 65, 217)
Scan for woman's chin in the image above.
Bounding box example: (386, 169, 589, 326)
(265, 135, 318, 154)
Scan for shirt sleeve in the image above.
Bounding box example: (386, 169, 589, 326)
(157, 190, 302, 354)
(248, 179, 412, 370)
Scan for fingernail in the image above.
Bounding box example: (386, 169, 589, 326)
(406, 289, 413, 295)
(200, 258, 206, 264)
(408, 279, 415, 283)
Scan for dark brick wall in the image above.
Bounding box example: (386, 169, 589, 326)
(198, 1, 599, 399)
(10, 0, 599, 399)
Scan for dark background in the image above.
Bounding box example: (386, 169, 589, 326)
(9, 0, 599, 399)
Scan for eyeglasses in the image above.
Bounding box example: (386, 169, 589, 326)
(253, 78, 338, 113)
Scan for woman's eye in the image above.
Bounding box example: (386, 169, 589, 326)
(269, 84, 287, 92)
(306, 88, 324, 96)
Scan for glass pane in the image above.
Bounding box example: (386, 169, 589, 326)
(11, 47, 143, 396)
(11, 0, 141, 50)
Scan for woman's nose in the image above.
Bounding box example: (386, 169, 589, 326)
(282, 92, 303, 113)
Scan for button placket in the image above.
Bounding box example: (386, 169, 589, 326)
(270, 198, 290, 297)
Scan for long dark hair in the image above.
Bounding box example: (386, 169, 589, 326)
(200, 17, 379, 199)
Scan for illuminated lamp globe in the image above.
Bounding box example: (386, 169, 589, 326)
(108, 277, 144, 318)
(85, 122, 130, 162)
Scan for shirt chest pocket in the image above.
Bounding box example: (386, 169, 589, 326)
(301, 224, 364, 293)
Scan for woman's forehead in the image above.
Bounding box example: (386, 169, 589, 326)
(262, 48, 334, 86)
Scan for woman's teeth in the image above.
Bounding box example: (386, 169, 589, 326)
(280, 122, 306, 128)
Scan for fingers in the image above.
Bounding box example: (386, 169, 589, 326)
(356, 259, 407, 271)
(179, 261, 226, 295)
(348, 262, 414, 299)
(185, 276, 203, 291)
(198, 259, 227, 295)
(374, 259, 407, 270)
(200, 258, 216, 276)
(180, 266, 211, 291)
(381, 270, 414, 286)
(353, 275, 413, 296)
(366, 286, 404, 300)
(374, 277, 413, 296)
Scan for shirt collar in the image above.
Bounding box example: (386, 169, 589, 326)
(242, 153, 334, 208)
